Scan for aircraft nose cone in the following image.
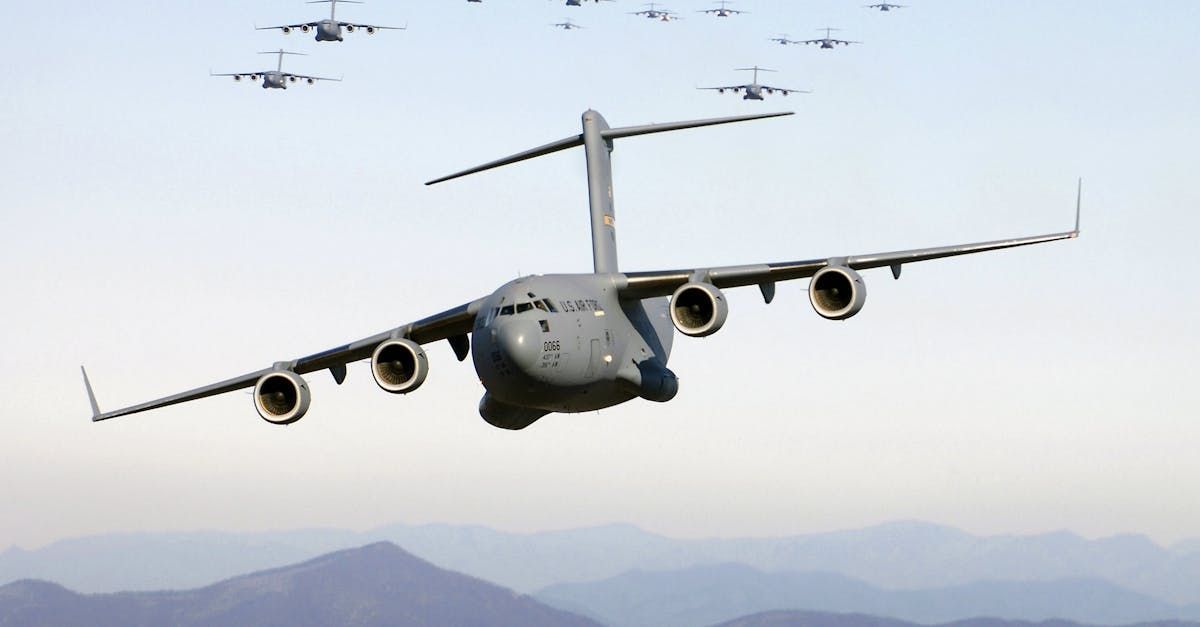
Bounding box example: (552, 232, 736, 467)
(496, 320, 541, 371)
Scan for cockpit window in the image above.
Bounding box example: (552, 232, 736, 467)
(542, 299, 559, 313)
(534, 300, 548, 312)
(500, 305, 515, 316)
(517, 302, 534, 313)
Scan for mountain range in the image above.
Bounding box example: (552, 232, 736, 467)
(534, 562, 1200, 627)
(2, 543, 1198, 627)
(0, 542, 599, 627)
(4, 521, 1198, 607)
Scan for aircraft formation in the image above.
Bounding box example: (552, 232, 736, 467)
(83, 1, 1081, 431)
(209, 0, 901, 94)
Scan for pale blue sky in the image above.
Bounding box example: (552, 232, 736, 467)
(1, 1, 1198, 549)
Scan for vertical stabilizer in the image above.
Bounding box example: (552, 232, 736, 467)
(424, 110, 793, 275)
(581, 110, 618, 273)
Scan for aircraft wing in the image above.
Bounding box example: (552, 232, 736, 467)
(256, 22, 318, 31)
(339, 22, 406, 30)
(759, 84, 811, 94)
(284, 72, 342, 83)
(697, 84, 750, 91)
(84, 298, 485, 422)
(617, 192, 1080, 300)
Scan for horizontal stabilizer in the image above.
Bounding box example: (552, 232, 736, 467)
(426, 111, 792, 186)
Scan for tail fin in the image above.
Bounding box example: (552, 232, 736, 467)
(425, 110, 792, 274)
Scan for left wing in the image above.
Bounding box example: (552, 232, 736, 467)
(283, 72, 342, 83)
(619, 189, 1081, 300)
(698, 84, 750, 92)
(758, 84, 810, 95)
(83, 299, 484, 422)
(339, 22, 406, 32)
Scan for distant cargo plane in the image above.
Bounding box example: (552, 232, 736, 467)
(866, 3, 906, 11)
(698, 66, 808, 100)
(552, 19, 584, 30)
(257, 0, 404, 42)
(796, 27, 860, 49)
(210, 50, 340, 89)
(631, 3, 679, 21)
(83, 111, 1079, 430)
(699, 1, 745, 17)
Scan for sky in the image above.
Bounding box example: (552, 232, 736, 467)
(1, 1, 1198, 550)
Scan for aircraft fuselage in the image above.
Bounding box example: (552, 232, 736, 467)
(315, 19, 344, 41)
(470, 274, 677, 429)
(744, 85, 764, 100)
(262, 71, 288, 89)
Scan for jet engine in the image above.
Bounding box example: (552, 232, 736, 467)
(366, 26, 376, 34)
(253, 371, 310, 425)
(250, 74, 259, 80)
(301, 24, 311, 32)
(233, 75, 242, 81)
(346, 24, 355, 32)
(289, 76, 297, 82)
(670, 282, 728, 337)
(282, 26, 292, 34)
(371, 338, 429, 394)
(306, 78, 315, 84)
(809, 265, 866, 320)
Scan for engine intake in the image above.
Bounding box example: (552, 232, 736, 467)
(253, 371, 310, 425)
(670, 282, 729, 337)
(809, 265, 866, 320)
(371, 338, 429, 394)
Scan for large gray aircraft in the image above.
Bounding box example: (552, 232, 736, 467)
(793, 27, 860, 49)
(699, 66, 809, 100)
(631, 3, 680, 21)
(210, 50, 340, 89)
(866, 3, 907, 11)
(82, 110, 1079, 431)
(257, 0, 403, 42)
(699, 1, 745, 17)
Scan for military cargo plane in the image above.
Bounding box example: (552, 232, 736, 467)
(699, 66, 808, 100)
(210, 50, 340, 89)
(257, 0, 403, 42)
(866, 3, 906, 11)
(83, 110, 1079, 431)
(553, 19, 584, 30)
(796, 27, 859, 49)
(631, 3, 679, 21)
(699, 1, 745, 17)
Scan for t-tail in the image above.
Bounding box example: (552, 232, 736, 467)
(426, 110, 793, 274)
(308, 0, 363, 20)
(259, 49, 306, 71)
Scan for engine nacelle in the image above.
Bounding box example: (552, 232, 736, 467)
(253, 371, 310, 425)
(670, 282, 729, 337)
(282, 26, 292, 34)
(366, 26, 376, 34)
(809, 265, 867, 320)
(250, 74, 259, 80)
(306, 78, 314, 84)
(289, 76, 297, 82)
(300, 24, 311, 32)
(371, 338, 429, 394)
(233, 75, 242, 81)
(346, 24, 355, 32)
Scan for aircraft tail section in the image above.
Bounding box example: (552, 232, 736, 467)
(426, 110, 793, 273)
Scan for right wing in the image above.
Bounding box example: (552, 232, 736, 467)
(84, 298, 485, 422)
(256, 22, 319, 32)
(698, 84, 750, 92)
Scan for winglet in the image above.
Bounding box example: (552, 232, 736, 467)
(1073, 178, 1082, 236)
(81, 366, 102, 422)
